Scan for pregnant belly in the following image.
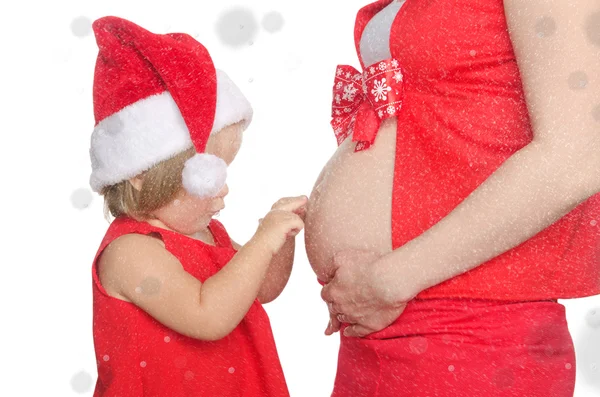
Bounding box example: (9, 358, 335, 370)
(305, 119, 398, 281)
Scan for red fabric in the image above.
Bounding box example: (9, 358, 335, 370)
(331, 60, 405, 151)
(92, 217, 289, 397)
(331, 299, 576, 397)
(92, 17, 216, 153)
(350, 0, 600, 300)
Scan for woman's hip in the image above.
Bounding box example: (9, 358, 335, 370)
(331, 298, 575, 397)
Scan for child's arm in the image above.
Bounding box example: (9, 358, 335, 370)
(232, 196, 307, 304)
(232, 237, 294, 304)
(98, 203, 304, 342)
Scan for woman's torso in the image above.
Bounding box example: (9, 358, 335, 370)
(92, 217, 288, 397)
(305, 0, 600, 299)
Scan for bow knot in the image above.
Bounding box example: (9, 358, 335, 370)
(331, 59, 405, 152)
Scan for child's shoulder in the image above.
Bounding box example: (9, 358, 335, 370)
(98, 232, 181, 299)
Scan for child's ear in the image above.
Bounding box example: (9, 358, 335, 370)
(129, 175, 144, 191)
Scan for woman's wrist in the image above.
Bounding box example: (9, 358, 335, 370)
(373, 248, 427, 306)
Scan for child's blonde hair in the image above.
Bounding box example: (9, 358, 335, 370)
(101, 147, 196, 220)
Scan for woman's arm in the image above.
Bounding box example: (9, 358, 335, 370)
(379, 0, 600, 300)
(323, 0, 600, 336)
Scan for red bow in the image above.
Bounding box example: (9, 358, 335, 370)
(331, 59, 405, 152)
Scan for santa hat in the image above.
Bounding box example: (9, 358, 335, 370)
(89, 16, 252, 197)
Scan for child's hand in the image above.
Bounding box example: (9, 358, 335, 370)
(254, 196, 307, 254)
(271, 195, 308, 222)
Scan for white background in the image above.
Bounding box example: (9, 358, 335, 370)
(1, 0, 599, 395)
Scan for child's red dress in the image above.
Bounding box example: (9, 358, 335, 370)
(92, 217, 289, 397)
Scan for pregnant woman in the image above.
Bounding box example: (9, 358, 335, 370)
(305, 0, 600, 395)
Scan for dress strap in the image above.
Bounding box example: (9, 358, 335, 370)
(209, 219, 234, 249)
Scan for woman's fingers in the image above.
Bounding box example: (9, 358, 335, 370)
(343, 325, 374, 338)
(337, 313, 357, 324)
(325, 309, 342, 335)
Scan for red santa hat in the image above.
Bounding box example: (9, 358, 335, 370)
(89, 16, 252, 197)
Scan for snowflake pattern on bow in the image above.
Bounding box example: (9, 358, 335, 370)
(331, 59, 405, 150)
(342, 84, 359, 102)
(372, 78, 392, 102)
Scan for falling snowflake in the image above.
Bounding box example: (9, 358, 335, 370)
(593, 105, 600, 122)
(587, 308, 600, 328)
(371, 78, 392, 102)
(393, 71, 403, 83)
(215, 8, 258, 48)
(535, 16, 557, 38)
(585, 11, 600, 47)
(262, 11, 284, 33)
(71, 188, 93, 210)
(71, 16, 92, 38)
(568, 71, 588, 90)
(342, 85, 359, 101)
(70, 371, 93, 394)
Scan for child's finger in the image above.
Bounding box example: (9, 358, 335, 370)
(272, 196, 308, 212)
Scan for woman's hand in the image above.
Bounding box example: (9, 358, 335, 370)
(321, 250, 410, 338)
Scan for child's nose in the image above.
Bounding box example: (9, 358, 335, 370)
(217, 184, 229, 198)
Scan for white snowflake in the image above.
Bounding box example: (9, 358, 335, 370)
(378, 110, 384, 118)
(342, 84, 359, 101)
(334, 126, 343, 134)
(362, 80, 368, 95)
(369, 66, 376, 74)
(335, 94, 341, 104)
(345, 72, 352, 78)
(344, 107, 352, 113)
(336, 81, 343, 89)
(336, 68, 343, 76)
(387, 105, 396, 115)
(353, 74, 362, 81)
(393, 71, 403, 84)
(391, 59, 399, 68)
(335, 109, 341, 116)
(378, 62, 387, 71)
(371, 78, 392, 102)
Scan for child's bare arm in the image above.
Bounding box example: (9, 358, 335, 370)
(232, 238, 294, 304)
(98, 209, 303, 341)
(232, 196, 307, 303)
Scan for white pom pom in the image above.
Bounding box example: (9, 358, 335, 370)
(182, 153, 227, 197)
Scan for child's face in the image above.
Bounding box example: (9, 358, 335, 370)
(154, 183, 229, 235)
(148, 122, 243, 235)
(205, 122, 244, 165)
